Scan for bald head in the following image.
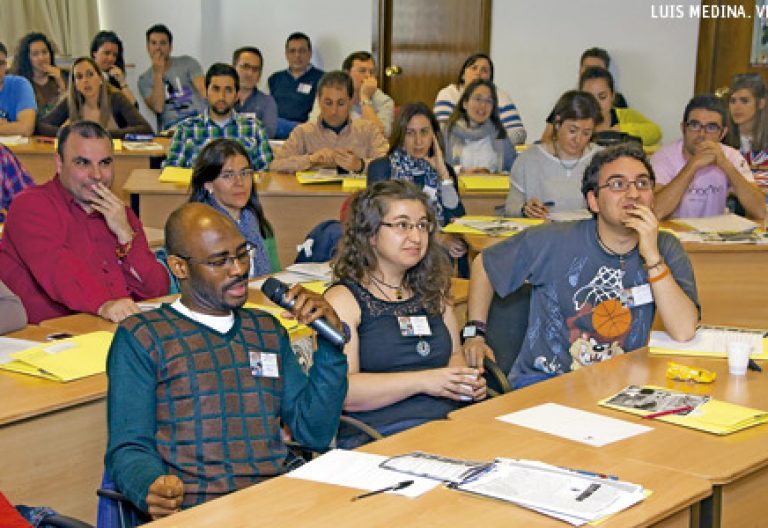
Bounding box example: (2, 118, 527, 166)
(165, 202, 239, 257)
(165, 203, 251, 315)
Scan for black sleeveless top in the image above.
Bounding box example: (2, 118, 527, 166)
(338, 279, 460, 435)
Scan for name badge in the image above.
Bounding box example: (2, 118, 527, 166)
(422, 185, 437, 201)
(249, 351, 279, 378)
(297, 83, 312, 94)
(397, 316, 432, 337)
(620, 284, 654, 308)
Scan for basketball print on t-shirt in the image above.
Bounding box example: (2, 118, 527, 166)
(566, 265, 630, 370)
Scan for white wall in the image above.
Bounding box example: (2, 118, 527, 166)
(492, 0, 700, 143)
(97, 0, 699, 141)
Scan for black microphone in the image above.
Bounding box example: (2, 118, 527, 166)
(261, 277, 346, 348)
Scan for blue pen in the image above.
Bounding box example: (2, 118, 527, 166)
(562, 466, 619, 481)
(543, 201, 556, 207)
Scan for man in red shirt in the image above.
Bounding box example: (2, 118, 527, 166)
(0, 121, 169, 323)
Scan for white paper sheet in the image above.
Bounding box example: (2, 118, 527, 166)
(496, 403, 651, 447)
(547, 209, 593, 222)
(287, 449, 439, 498)
(649, 327, 763, 355)
(674, 213, 758, 233)
(0, 337, 43, 365)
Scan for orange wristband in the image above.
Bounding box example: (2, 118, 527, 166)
(648, 265, 670, 284)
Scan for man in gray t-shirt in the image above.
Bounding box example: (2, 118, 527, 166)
(464, 144, 700, 389)
(138, 24, 206, 131)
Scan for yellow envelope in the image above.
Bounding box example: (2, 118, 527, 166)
(244, 303, 313, 340)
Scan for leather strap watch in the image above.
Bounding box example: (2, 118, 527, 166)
(461, 320, 487, 344)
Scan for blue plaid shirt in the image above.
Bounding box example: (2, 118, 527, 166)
(0, 144, 35, 223)
(163, 110, 273, 169)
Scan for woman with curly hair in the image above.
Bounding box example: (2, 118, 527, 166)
(11, 32, 67, 115)
(325, 180, 485, 448)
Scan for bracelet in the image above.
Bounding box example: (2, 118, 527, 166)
(648, 265, 670, 284)
(643, 257, 664, 270)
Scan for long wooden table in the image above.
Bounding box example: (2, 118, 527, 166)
(464, 232, 768, 328)
(448, 349, 768, 528)
(123, 169, 504, 267)
(143, 420, 710, 528)
(0, 326, 107, 523)
(10, 138, 169, 202)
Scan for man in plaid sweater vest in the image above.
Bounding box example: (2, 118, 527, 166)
(105, 203, 348, 520)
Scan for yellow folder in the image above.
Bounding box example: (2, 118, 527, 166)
(158, 166, 194, 184)
(599, 385, 768, 435)
(0, 331, 113, 382)
(442, 215, 543, 237)
(296, 171, 344, 184)
(458, 175, 510, 192)
(342, 177, 367, 192)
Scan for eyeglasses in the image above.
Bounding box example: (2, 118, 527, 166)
(236, 63, 261, 73)
(468, 96, 494, 106)
(685, 120, 723, 134)
(219, 168, 255, 181)
(597, 176, 655, 192)
(177, 243, 253, 269)
(380, 221, 435, 234)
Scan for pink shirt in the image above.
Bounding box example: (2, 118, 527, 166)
(0, 176, 169, 323)
(651, 139, 753, 217)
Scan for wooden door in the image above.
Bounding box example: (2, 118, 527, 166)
(373, 0, 492, 107)
(696, 0, 768, 95)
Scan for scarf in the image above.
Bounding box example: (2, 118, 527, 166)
(445, 119, 505, 173)
(205, 194, 272, 277)
(389, 148, 445, 225)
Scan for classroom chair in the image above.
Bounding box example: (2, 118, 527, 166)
(482, 284, 531, 395)
(96, 472, 147, 528)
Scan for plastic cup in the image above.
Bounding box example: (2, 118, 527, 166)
(727, 342, 751, 376)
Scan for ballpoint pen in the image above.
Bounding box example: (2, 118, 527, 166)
(351, 480, 414, 501)
(642, 406, 693, 420)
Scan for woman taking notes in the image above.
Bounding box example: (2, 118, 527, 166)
(37, 57, 152, 138)
(506, 91, 602, 218)
(443, 79, 516, 174)
(325, 181, 485, 447)
(725, 73, 768, 173)
(189, 138, 280, 276)
(367, 102, 467, 260)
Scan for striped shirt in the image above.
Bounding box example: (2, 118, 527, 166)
(433, 83, 527, 145)
(163, 110, 272, 169)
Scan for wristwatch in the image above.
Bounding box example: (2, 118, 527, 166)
(461, 320, 487, 344)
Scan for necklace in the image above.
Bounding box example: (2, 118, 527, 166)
(369, 273, 404, 300)
(553, 142, 580, 177)
(595, 226, 636, 271)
